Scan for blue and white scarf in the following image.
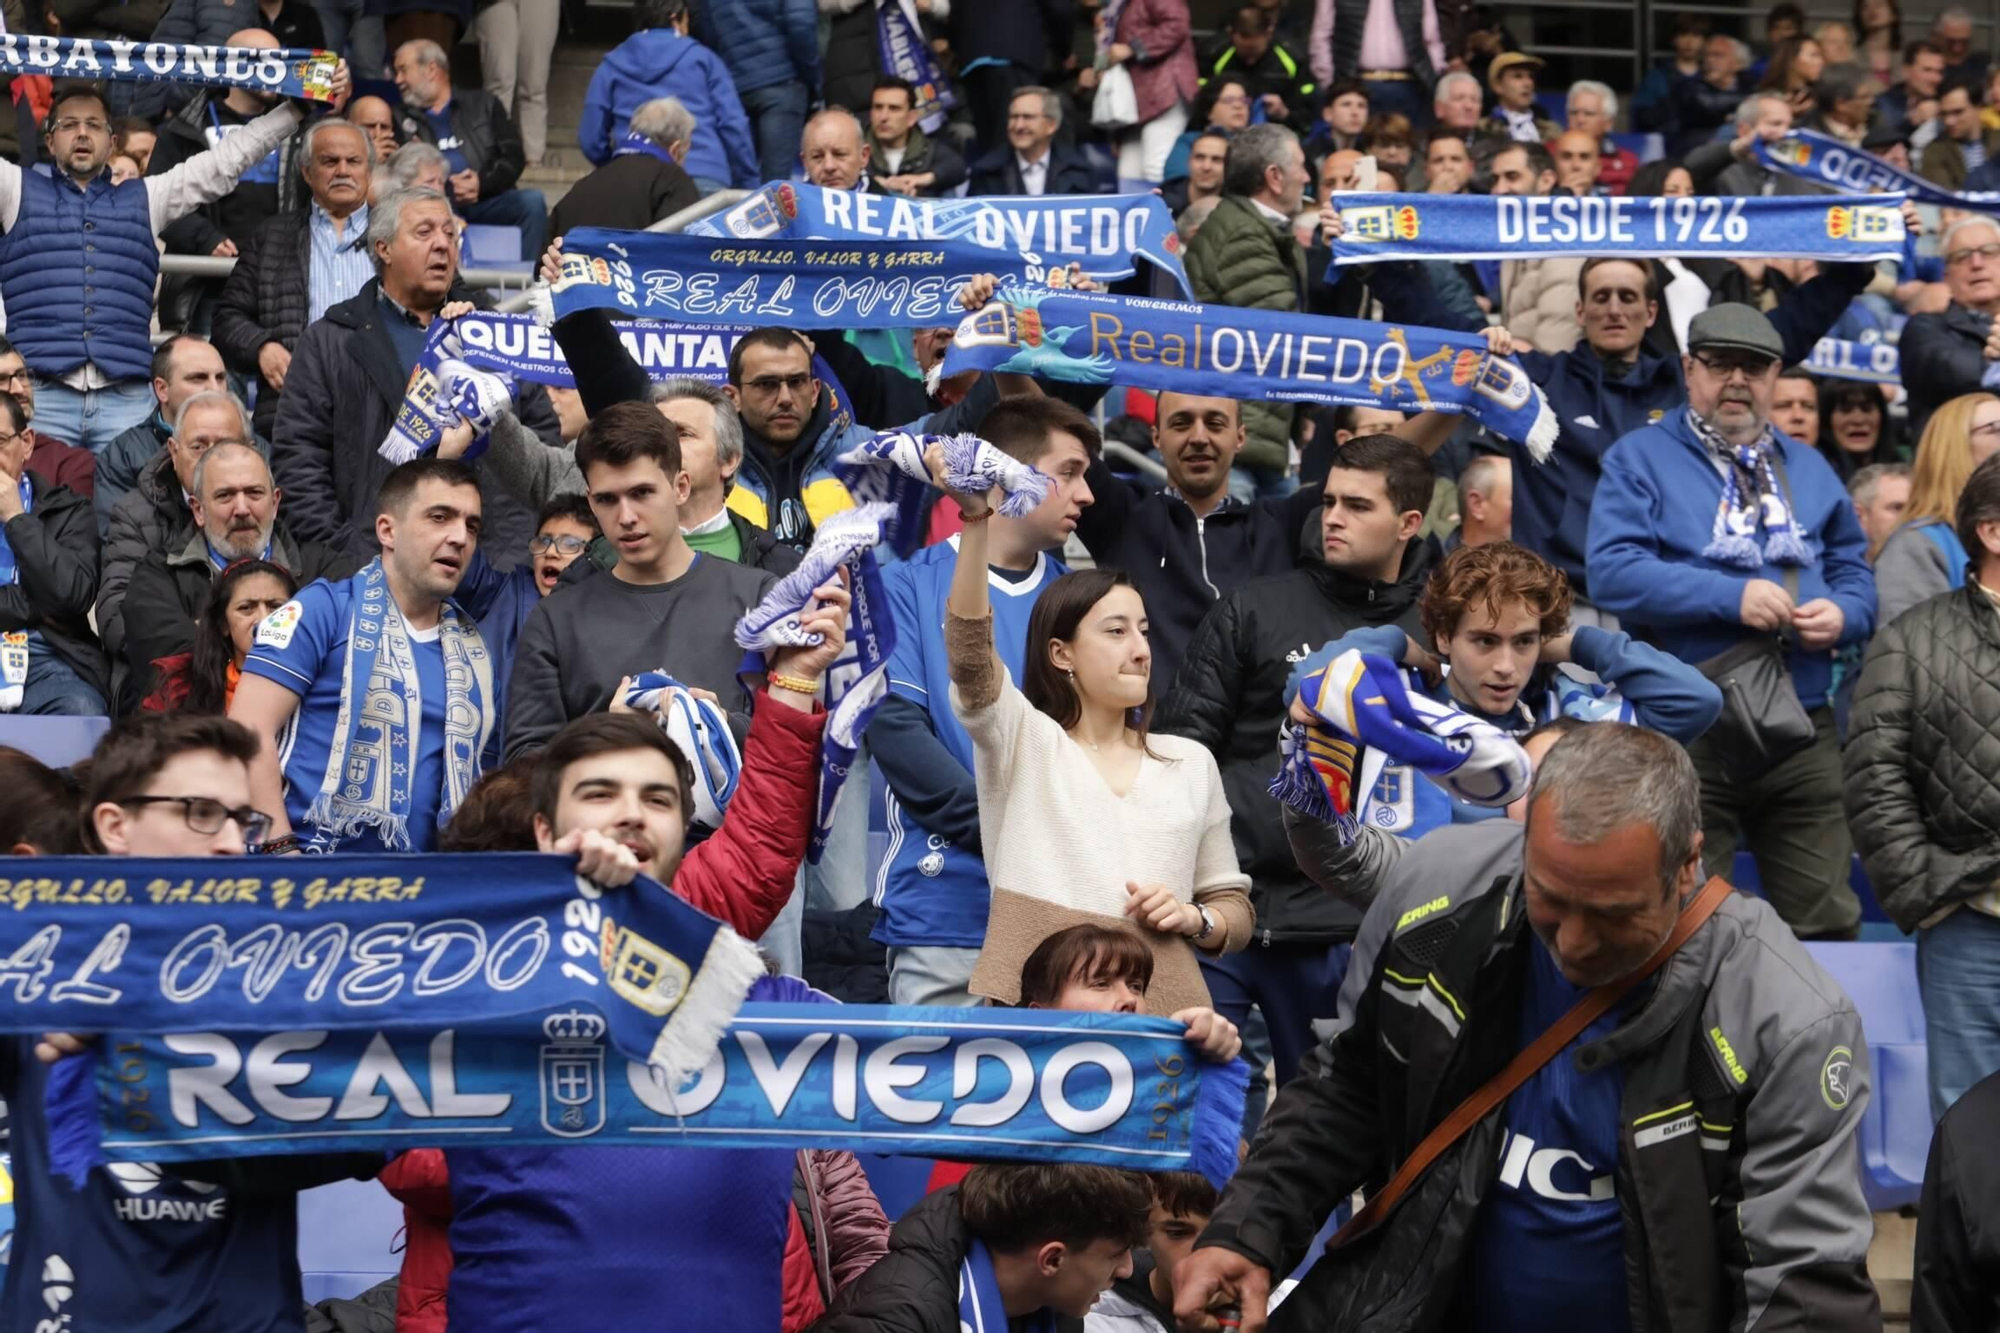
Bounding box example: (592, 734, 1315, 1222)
(611, 129, 680, 167)
(0, 35, 341, 100)
(940, 285, 1560, 459)
(1690, 415, 1815, 570)
(380, 320, 497, 466)
(452, 309, 747, 387)
(876, 0, 955, 133)
(734, 505, 899, 863)
(683, 180, 1191, 294)
(1757, 127, 2000, 214)
(7, 852, 766, 1184)
(0, 473, 31, 586)
(1271, 649, 1533, 843)
(617, 671, 742, 830)
(302, 557, 493, 850)
(1804, 336, 1900, 384)
(834, 429, 1052, 555)
(962, 1238, 1056, 1333)
(1326, 191, 1909, 265)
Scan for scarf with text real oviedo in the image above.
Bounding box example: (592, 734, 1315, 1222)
(4, 854, 763, 1184)
(1325, 190, 1909, 264)
(940, 285, 1560, 458)
(5, 857, 1246, 1186)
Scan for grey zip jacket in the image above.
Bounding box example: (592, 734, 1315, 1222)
(1201, 819, 1881, 1332)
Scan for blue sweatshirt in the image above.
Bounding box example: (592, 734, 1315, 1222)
(1301, 623, 1722, 839)
(580, 29, 760, 188)
(1585, 407, 1877, 710)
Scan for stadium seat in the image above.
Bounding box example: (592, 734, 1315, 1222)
(460, 224, 530, 272)
(1800, 941, 1930, 1211)
(296, 1177, 405, 1304)
(0, 715, 110, 768)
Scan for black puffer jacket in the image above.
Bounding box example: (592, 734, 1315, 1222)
(0, 473, 107, 702)
(214, 206, 323, 439)
(1157, 538, 1436, 945)
(809, 1187, 966, 1333)
(397, 90, 525, 200)
(96, 449, 190, 669)
(1843, 584, 2000, 933)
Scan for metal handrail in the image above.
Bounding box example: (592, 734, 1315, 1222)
(1104, 439, 1168, 483)
(156, 253, 538, 290)
(490, 189, 753, 313)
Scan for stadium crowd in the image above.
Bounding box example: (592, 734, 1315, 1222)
(4, 0, 2000, 1328)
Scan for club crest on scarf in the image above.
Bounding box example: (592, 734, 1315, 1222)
(1757, 127, 2000, 214)
(540, 1008, 609, 1138)
(0, 36, 343, 100)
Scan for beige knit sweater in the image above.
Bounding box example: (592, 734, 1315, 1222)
(945, 612, 1254, 1014)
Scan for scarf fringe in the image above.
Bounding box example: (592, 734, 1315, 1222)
(644, 924, 768, 1089)
(1701, 533, 1765, 570)
(1765, 528, 1814, 565)
(1188, 1055, 1250, 1188)
(1523, 394, 1558, 465)
(46, 1053, 107, 1189)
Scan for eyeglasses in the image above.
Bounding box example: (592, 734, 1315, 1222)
(743, 373, 812, 396)
(120, 795, 272, 846)
(0, 368, 31, 387)
(51, 118, 108, 135)
(1214, 93, 1250, 106)
(1691, 350, 1777, 380)
(1947, 241, 2000, 267)
(529, 533, 589, 555)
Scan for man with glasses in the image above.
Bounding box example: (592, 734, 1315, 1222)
(0, 70, 350, 454)
(0, 336, 94, 499)
(1902, 216, 2000, 435)
(969, 87, 1096, 197)
(1586, 304, 1877, 940)
(0, 389, 108, 714)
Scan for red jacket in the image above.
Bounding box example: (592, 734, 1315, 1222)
(382, 696, 830, 1332)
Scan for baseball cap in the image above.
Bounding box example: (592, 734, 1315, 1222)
(1488, 52, 1545, 88)
(1686, 303, 1785, 361)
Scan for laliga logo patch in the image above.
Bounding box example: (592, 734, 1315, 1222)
(1821, 1045, 1854, 1110)
(254, 600, 303, 649)
(539, 1009, 608, 1138)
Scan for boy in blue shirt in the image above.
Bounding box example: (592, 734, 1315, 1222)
(231, 457, 509, 854)
(868, 397, 1101, 1006)
(1293, 540, 1723, 842)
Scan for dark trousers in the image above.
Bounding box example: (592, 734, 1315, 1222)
(1200, 941, 1352, 1089)
(962, 61, 1038, 158)
(1691, 704, 1861, 938)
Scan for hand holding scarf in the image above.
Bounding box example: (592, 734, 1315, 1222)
(1271, 650, 1533, 843)
(617, 672, 743, 830)
(833, 430, 1052, 555)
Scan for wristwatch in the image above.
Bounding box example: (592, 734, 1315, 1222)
(1190, 903, 1216, 941)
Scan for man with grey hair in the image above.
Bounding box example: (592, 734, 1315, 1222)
(1932, 5, 1987, 84)
(274, 186, 563, 567)
(215, 118, 378, 440)
(391, 37, 546, 260)
(1566, 78, 1637, 193)
(969, 87, 1096, 196)
(1184, 122, 1310, 497)
(551, 96, 700, 237)
(1180, 721, 1879, 1333)
(1682, 91, 1821, 198)
(1432, 69, 1484, 132)
(1900, 213, 2000, 433)
(800, 106, 869, 191)
(120, 440, 351, 680)
(97, 391, 257, 694)
(1848, 461, 1912, 558)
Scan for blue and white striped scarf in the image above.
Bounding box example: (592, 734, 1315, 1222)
(1689, 414, 1815, 570)
(303, 558, 494, 850)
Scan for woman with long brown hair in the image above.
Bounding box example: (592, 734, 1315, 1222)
(924, 422, 1251, 1015)
(1875, 391, 2000, 624)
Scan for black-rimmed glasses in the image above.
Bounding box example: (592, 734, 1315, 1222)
(121, 796, 272, 846)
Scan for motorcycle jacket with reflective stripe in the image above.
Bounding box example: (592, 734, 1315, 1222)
(1203, 819, 1881, 1333)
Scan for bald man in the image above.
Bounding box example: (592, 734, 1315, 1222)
(801, 108, 867, 190)
(148, 29, 293, 257)
(1319, 148, 1364, 199)
(347, 95, 401, 165)
(1552, 129, 1603, 196)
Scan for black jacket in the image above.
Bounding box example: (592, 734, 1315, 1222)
(1843, 583, 2000, 933)
(97, 449, 191, 673)
(398, 89, 526, 200)
(550, 152, 701, 239)
(214, 205, 368, 439)
(945, 0, 1072, 70)
(809, 1187, 967, 1333)
(148, 92, 306, 257)
(724, 510, 806, 577)
(1204, 820, 1880, 1333)
(1900, 302, 1990, 440)
(1075, 458, 1318, 689)
(1157, 538, 1436, 944)
(865, 127, 968, 197)
(122, 522, 353, 683)
(1915, 1066, 2000, 1330)
(968, 138, 1099, 197)
(0, 473, 106, 701)
(271, 278, 562, 567)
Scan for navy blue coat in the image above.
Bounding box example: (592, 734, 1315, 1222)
(694, 0, 821, 95)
